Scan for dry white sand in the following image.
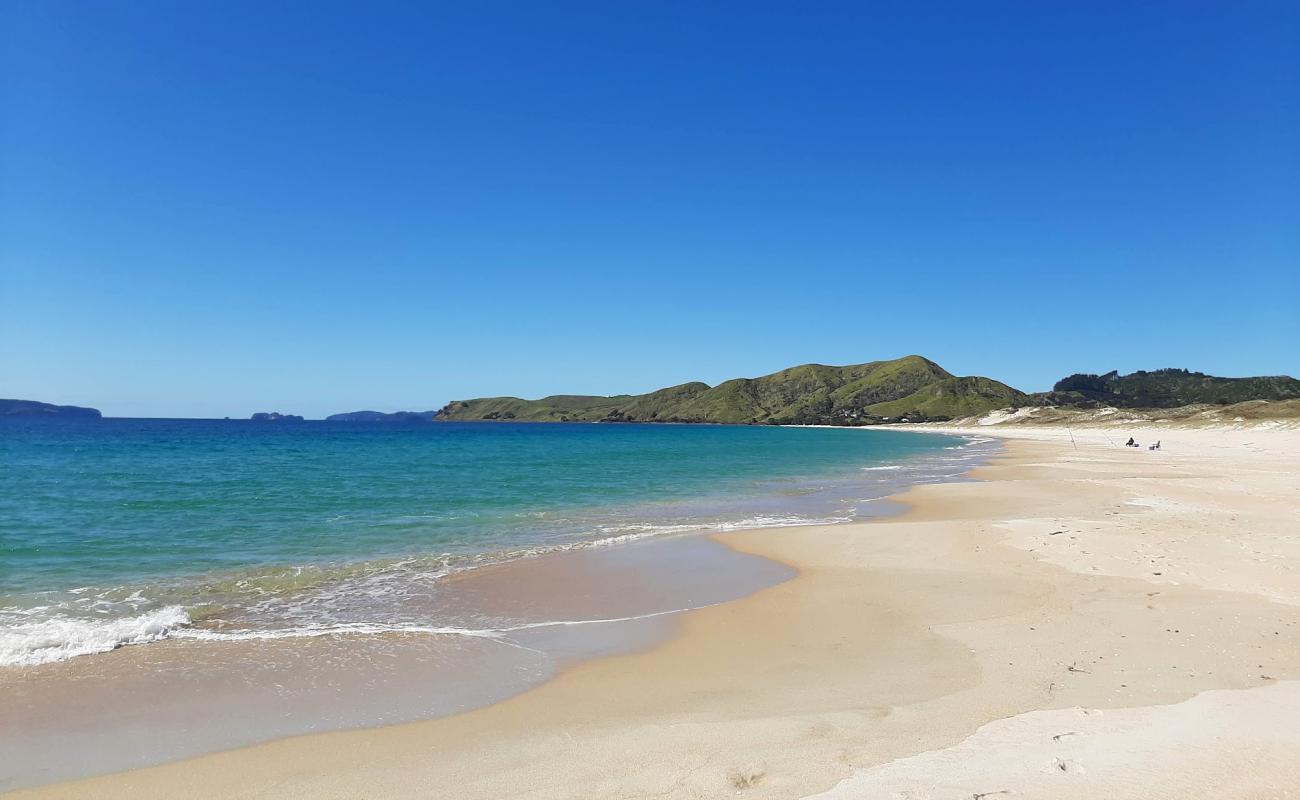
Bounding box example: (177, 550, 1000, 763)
(9, 423, 1300, 799)
(810, 680, 1300, 800)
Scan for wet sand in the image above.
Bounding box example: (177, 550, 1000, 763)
(0, 535, 793, 791)
(7, 426, 1300, 799)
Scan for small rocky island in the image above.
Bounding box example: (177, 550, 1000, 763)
(250, 412, 305, 422)
(1, 399, 103, 419)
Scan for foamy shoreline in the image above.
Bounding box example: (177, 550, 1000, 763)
(8, 423, 1300, 799)
(0, 429, 988, 671)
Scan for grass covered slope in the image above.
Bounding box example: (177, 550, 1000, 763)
(865, 377, 1030, 419)
(437, 356, 1025, 425)
(437, 394, 632, 421)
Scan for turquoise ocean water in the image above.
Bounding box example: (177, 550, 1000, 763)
(0, 419, 993, 667)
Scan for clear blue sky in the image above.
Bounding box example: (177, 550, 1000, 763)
(2, 2, 1297, 418)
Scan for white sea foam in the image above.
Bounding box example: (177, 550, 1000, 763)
(0, 602, 716, 666)
(590, 513, 847, 541)
(860, 464, 903, 471)
(173, 606, 703, 644)
(0, 606, 191, 667)
(712, 514, 850, 531)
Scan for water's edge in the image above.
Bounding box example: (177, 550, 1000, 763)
(0, 430, 997, 792)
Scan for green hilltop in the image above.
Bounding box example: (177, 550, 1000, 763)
(435, 355, 1027, 425)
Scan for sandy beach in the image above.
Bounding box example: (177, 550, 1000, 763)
(9, 2, 1294, 796)
(9, 422, 1300, 800)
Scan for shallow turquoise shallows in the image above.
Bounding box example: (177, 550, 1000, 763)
(0, 418, 991, 665)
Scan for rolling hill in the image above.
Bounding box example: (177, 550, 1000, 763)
(436, 356, 1028, 425)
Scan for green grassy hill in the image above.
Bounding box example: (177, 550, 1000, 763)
(436, 356, 1027, 425)
(865, 377, 1029, 418)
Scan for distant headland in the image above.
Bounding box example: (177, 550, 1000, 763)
(435, 356, 1022, 425)
(251, 412, 304, 422)
(0, 399, 102, 419)
(325, 410, 440, 422)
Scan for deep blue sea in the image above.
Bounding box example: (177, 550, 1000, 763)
(0, 419, 993, 666)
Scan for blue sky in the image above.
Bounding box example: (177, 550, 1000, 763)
(2, 2, 1297, 418)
